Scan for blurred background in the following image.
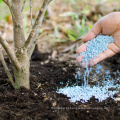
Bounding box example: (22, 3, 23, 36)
(0, 0, 120, 61)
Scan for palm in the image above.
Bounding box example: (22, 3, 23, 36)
(76, 12, 120, 67)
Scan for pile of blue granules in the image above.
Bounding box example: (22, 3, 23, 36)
(79, 34, 114, 62)
(57, 34, 120, 103)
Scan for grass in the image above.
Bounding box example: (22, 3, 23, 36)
(0, 0, 120, 44)
(50, 0, 120, 43)
(59, 12, 91, 41)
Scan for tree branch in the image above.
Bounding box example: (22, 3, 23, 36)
(30, 0, 33, 27)
(21, 0, 26, 12)
(0, 35, 21, 71)
(3, 0, 8, 4)
(3, 0, 20, 27)
(2, 0, 11, 6)
(24, 0, 52, 54)
(0, 50, 15, 87)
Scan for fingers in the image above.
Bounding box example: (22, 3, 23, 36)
(108, 42, 120, 53)
(78, 49, 115, 68)
(76, 55, 84, 63)
(76, 43, 88, 53)
(83, 12, 120, 43)
(76, 48, 116, 67)
(76, 42, 120, 67)
(76, 43, 88, 63)
(89, 49, 116, 66)
(83, 19, 102, 42)
(76, 44, 86, 63)
(113, 31, 120, 48)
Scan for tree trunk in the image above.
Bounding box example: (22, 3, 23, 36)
(13, 52, 30, 89)
(1, 0, 52, 89)
(11, 0, 29, 89)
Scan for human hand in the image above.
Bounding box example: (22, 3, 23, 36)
(76, 12, 120, 67)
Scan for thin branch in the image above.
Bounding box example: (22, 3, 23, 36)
(3, 0, 20, 28)
(3, 0, 11, 7)
(0, 49, 15, 87)
(24, 0, 52, 51)
(2, 0, 7, 2)
(3, 0, 7, 3)
(3, 0, 9, 5)
(21, 0, 26, 12)
(27, 39, 37, 58)
(0, 34, 21, 71)
(30, 0, 33, 27)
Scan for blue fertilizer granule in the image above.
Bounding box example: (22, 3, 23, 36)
(57, 83, 120, 103)
(57, 64, 120, 103)
(57, 34, 119, 103)
(79, 34, 114, 62)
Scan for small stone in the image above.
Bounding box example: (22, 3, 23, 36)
(44, 60, 49, 64)
(63, 68, 67, 72)
(52, 101, 57, 107)
(116, 96, 120, 101)
(87, 110, 89, 113)
(41, 62, 44, 65)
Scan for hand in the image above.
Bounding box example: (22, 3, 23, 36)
(76, 12, 120, 67)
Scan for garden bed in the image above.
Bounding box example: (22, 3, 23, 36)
(0, 51, 120, 120)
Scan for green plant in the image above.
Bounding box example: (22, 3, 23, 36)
(59, 11, 92, 41)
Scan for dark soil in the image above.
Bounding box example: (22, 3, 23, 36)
(0, 51, 120, 120)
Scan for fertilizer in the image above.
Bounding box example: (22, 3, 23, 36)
(57, 34, 120, 103)
(79, 34, 114, 63)
(57, 64, 120, 103)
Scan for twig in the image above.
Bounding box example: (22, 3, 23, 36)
(3, 0, 7, 4)
(0, 49, 15, 87)
(3, 0, 20, 27)
(30, 0, 33, 27)
(21, 0, 26, 12)
(0, 34, 21, 71)
(2, 0, 10, 6)
(24, 0, 52, 54)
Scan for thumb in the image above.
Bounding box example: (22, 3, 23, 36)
(83, 19, 102, 42)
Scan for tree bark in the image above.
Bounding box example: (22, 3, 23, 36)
(13, 51, 30, 89)
(10, 0, 30, 89)
(11, 0, 25, 58)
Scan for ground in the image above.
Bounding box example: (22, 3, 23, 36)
(0, 0, 120, 120)
(0, 49, 120, 120)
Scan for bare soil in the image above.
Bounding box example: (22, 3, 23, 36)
(0, 50, 120, 120)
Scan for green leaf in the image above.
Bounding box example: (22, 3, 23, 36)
(68, 34, 76, 41)
(81, 18, 85, 29)
(67, 29, 78, 38)
(0, 44, 2, 49)
(89, 25, 92, 29)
